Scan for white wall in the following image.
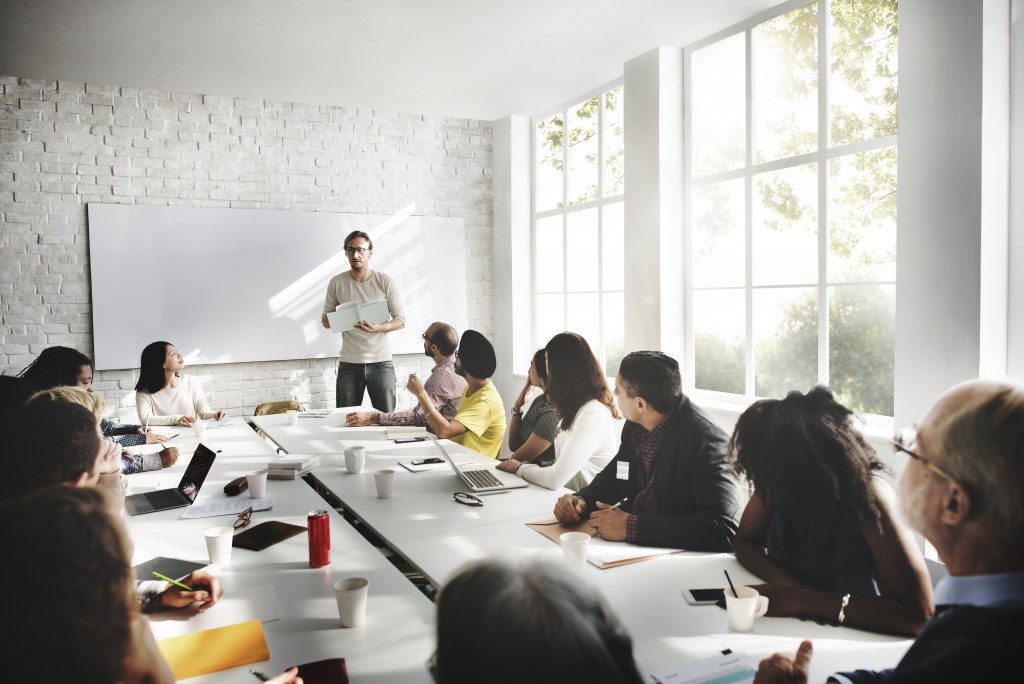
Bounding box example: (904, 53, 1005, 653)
(0, 76, 493, 415)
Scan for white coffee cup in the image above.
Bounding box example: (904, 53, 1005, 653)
(334, 577, 369, 627)
(559, 531, 590, 572)
(725, 585, 769, 632)
(373, 469, 394, 499)
(344, 446, 366, 474)
(203, 526, 234, 567)
(192, 420, 207, 441)
(246, 469, 268, 499)
(286, 410, 299, 425)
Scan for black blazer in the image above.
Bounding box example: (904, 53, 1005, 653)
(575, 394, 743, 552)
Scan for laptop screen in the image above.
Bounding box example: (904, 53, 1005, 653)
(177, 444, 217, 503)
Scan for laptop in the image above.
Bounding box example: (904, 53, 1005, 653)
(432, 439, 528, 493)
(125, 444, 217, 516)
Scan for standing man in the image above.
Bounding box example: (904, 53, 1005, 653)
(345, 321, 465, 428)
(321, 230, 406, 411)
(407, 329, 506, 458)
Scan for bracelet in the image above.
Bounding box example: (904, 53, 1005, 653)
(836, 593, 851, 625)
(511, 406, 522, 416)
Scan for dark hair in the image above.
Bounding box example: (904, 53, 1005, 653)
(0, 375, 39, 422)
(0, 399, 101, 501)
(18, 345, 93, 390)
(544, 333, 619, 429)
(1, 486, 136, 683)
(617, 351, 682, 413)
(343, 230, 373, 251)
(434, 559, 644, 684)
(429, 322, 459, 356)
(531, 348, 548, 383)
(727, 385, 887, 530)
(135, 341, 172, 394)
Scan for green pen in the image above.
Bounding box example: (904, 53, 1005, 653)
(152, 571, 194, 591)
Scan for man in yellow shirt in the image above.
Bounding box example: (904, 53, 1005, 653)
(407, 329, 506, 457)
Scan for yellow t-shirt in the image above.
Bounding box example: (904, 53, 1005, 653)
(451, 381, 507, 458)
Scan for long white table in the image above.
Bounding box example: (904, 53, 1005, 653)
(123, 418, 435, 683)
(251, 409, 915, 683)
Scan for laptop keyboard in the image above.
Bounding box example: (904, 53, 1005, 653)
(146, 488, 186, 509)
(463, 468, 503, 489)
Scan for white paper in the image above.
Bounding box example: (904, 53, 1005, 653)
(327, 299, 390, 332)
(147, 585, 284, 639)
(180, 496, 274, 519)
(397, 458, 471, 473)
(585, 538, 678, 567)
(386, 426, 428, 439)
(650, 651, 757, 684)
(205, 419, 237, 429)
(127, 443, 165, 455)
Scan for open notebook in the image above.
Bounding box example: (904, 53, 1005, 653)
(326, 300, 390, 332)
(526, 518, 680, 569)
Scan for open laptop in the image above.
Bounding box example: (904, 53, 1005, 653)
(432, 438, 528, 493)
(125, 444, 217, 516)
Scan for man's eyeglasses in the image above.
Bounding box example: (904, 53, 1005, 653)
(233, 506, 253, 530)
(453, 492, 483, 507)
(891, 428, 959, 484)
(344, 246, 369, 256)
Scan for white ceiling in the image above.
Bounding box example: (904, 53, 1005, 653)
(0, 0, 777, 120)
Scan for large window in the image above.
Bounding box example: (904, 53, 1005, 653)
(533, 84, 625, 376)
(685, 0, 897, 416)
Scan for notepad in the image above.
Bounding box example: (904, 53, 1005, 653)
(525, 518, 680, 569)
(386, 425, 429, 439)
(157, 619, 269, 679)
(326, 299, 391, 332)
(650, 650, 757, 683)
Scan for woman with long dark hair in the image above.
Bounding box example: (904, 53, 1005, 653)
(134, 341, 226, 426)
(728, 386, 933, 636)
(506, 348, 559, 466)
(498, 332, 620, 490)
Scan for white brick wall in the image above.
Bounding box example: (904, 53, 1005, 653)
(0, 76, 493, 417)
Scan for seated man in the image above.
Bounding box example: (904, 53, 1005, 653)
(407, 329, 506, 458)
(753, 380, 1024, 684)
(346, 321, 466, 428)
(553, 351, 743, 551)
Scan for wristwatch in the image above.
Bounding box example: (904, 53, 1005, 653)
(511, 406, 523, 416)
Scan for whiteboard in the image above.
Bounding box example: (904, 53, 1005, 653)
(87, 204, 468, 370)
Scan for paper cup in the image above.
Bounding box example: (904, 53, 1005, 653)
(286, 410, 299, 425)
(373, 469, 394, 499)
(203, 526, 234, 567)
(246, 469, 268, 499)
(192, 420, 207, 441)
(344, 446, 365, 474)
(334, 577, 369, 627)
(725, 585, 769, 632)
(560, 531, 590, 572)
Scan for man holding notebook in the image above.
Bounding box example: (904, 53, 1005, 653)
(321, 230, 406, 411)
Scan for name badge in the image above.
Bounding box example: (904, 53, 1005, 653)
(616, 461, 630, 481)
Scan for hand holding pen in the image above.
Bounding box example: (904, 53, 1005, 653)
(587, 496, 630, 541)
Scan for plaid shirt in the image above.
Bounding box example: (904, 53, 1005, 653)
(378, 355, 466, 426)
(625, 411, 675, 543)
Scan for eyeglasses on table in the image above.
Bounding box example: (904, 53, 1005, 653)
(453, 492, 483, 507)
(234, 506, 254, 529)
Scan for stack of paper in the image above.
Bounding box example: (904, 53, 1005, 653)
(266, 454, 320, 479)
(386, 426, 428, 439)
(326, 299, 391, 332)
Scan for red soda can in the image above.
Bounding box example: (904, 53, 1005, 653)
(307, 509, 331, 568)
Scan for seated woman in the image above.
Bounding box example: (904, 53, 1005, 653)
(135, 341, 227, 426)
(506, 348, 559, 467)
(498, 333, 621, 490)
(19, 345, 175, 474)
(727, 386, 933, 636)
(432, 558, 643, 684)
(0, 486, 301, 684)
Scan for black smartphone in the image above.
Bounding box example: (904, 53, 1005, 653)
(395, 436, 426, 444)
(411, 457, 444, 465)
(682, 588, 726, 605)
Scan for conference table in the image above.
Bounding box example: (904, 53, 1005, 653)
(122, 417, 436, 683)
(250, 408, 916, 683)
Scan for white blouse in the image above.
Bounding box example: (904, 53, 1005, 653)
(516, 399, 622, 491)
(136, 374, 215, 425)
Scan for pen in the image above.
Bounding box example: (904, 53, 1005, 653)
(476, 489, 511, 496)
(165, 432, 179, 441)
(608, 496, 629, 510)
(249, 669, 270, 682)
(152, 571, 194, 591)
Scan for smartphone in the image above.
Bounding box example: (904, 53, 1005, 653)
(411, 457, 444, 465)
(395, 436, 427, 444)
(682, 588, 726, 606)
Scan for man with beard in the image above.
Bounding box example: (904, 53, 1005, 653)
(753, 379, 1024, 684)
(407, 329, 506, 457)
(345, 322, 465, 428)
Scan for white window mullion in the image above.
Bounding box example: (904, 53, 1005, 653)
(817, 0, 831, 387)
(744, 26, 755, 397)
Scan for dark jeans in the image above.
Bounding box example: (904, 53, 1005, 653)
(336, 360, 396, 411)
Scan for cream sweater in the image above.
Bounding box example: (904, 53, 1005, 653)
(136, 374, 215, 425)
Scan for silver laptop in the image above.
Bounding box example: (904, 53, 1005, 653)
(125, 444, 217, 516)
(432, 439, 528, 493)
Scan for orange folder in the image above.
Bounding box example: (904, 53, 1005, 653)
(157, 619, 270, 679)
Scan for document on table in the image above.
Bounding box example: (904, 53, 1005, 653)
(397, 457, 472, 473)
(157, 619, 269, 679)
(327, 299, 391, 332)
(650, 650, 757, 683)
(386, 425, 428, 439)
(180, 495, 273, 519)
(148, 585, 283, 639)
(127, 443, 165, 455)
(526, 518, 680, 569)
(205, 419, 237, 429)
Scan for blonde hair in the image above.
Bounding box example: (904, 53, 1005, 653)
(934, 382, 1024, 545)
(30, 386, 107, 420)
